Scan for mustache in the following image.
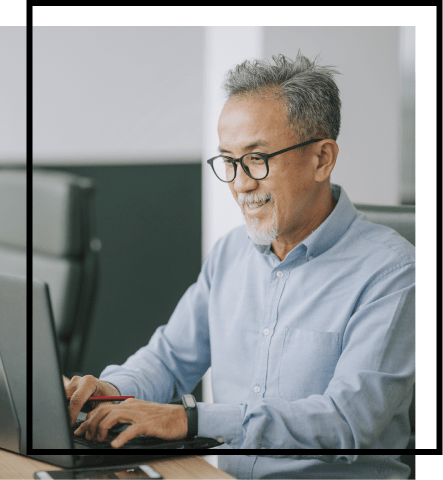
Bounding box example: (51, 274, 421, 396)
(237, 192, 273, 207)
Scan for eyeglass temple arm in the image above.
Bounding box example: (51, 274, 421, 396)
(268, 138, 323, 158)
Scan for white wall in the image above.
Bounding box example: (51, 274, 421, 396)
(398, 26, 415, 204)
(0, 27, 26, 163)
(263, 27, 401, 206)
(32, 27, 203, 164)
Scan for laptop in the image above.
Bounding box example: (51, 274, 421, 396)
(0, 273, 221, 468)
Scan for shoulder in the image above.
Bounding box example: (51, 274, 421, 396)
(340, 212, 415, 295)
(350, 212, 415, 265)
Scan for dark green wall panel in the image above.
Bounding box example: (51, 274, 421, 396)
(37, 163, 202, 401)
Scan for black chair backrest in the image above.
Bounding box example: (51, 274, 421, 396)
(0, 168, 101, 375)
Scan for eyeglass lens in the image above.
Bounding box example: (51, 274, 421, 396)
(212, 154, 267, 181)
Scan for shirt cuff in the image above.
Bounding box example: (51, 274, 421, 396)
(196, 402, 244, 448)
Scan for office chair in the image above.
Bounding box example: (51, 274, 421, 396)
(0, 168, 101, 376)
(354, 203, 415, 478)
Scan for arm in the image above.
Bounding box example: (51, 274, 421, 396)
(98, 254, 213, 404)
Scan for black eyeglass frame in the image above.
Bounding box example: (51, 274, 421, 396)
(207, 138, 323, 182)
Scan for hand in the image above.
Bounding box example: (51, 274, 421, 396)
(64, 374, 122, 427)
(73, 398, 188, 448)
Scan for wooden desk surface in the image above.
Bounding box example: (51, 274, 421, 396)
(0, 450, 234, 480)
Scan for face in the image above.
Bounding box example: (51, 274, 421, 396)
(218, 96, 327, 247)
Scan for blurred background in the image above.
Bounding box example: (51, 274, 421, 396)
(1, 26, 415, 407)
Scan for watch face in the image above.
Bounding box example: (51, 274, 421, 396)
(184, 395, 196, 408)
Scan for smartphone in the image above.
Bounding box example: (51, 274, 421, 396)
(34, 463, 163, 479)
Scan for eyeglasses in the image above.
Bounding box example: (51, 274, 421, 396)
(207, 138, 323, 182)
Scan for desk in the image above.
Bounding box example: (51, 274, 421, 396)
(0, 450, 234, 480)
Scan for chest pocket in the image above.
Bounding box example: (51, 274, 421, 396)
(278, 327, 340, 401)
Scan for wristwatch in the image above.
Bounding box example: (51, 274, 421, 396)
(181, 394, 198, 439)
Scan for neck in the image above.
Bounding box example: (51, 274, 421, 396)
(271, 186, 337, 261)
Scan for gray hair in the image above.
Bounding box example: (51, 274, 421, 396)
(222, 50, 342, 151)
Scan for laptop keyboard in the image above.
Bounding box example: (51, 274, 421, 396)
(71, 420, 223, 450)
(71, 420, 181, 449)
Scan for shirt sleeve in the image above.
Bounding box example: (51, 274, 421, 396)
(197, 260, 415, 454)
(99, 254, 213, 404)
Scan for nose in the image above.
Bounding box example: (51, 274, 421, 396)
(232, 162, 259, 194)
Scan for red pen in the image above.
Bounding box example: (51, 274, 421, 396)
(67, 396, 135, 402)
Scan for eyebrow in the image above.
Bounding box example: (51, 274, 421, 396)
(218, 139, 270, 155)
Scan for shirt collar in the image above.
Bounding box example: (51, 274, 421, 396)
(249, 184, 358, 262)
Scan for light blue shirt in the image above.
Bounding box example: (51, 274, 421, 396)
(100, 184, 414, 479)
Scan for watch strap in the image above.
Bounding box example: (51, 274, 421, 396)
(181, 394, 198, 439)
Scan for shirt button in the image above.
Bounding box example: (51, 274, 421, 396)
(308, 256, 314, 261)
(276, 271, 283, 278)
(216, 436, 224, 443)
(263, 328, 269, 336)
(254, 385, 260, 393)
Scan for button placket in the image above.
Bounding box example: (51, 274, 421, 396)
(250, 268, 281, 399)
(252, 263, 295, 399)
(261, 273, 282, 395)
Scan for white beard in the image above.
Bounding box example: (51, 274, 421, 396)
(237, 192, 279, 246)
(245, 203, 279, 246)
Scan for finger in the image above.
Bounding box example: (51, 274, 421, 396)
(68, 377, 97, 427)
(93, 408, 134, 442)
(81, 403, 116, 440)
(82, 403, 113, 438)
(74, 417, 98, 440)
(111, 424, 144, 449)
(73, 418, 89, 436)
(74, 403, 124, 439)
(62, 375, 71, 388)
(74, 404, 130, 441)
(64, 375, 82, 396)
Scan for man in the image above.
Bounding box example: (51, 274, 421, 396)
(65, 52, 414, 478)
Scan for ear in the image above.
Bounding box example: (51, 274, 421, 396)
(314, 139, 338, 182)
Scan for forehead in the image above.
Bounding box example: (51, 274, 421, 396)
(218, 96, 292, 149)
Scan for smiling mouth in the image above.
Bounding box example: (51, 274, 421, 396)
(246, 199, 270, 211)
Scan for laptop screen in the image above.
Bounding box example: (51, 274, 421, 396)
(0, 273, 27, 454)
(1, 272, 221, 466)
(32, 277, 74, 449)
